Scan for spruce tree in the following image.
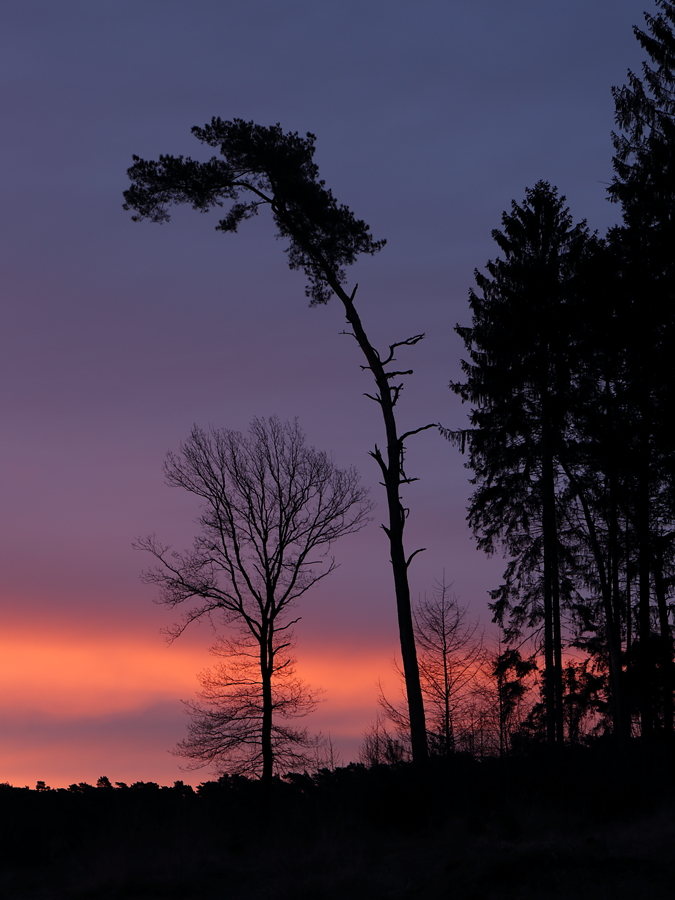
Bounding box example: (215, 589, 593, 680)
(451, 182, 592, 747)
(609, 0, 675, 743)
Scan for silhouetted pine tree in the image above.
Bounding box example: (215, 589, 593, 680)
(450, 181, 593, 748)
(553, 239, 633, 745)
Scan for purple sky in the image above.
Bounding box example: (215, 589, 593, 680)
(1, 0, 647, 786)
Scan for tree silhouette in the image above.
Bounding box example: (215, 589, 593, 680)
(610, 0, 675, 229)
(607, 0, 675, 744)
(136, 417, 370, 797)
(446, 3, 675, 752)
(175, 633, 320, 778)
(450, 182, 592, 748)
(493, 647, 538, 755)
(124, 120, 435, 764)
(379, 576, 485, 757)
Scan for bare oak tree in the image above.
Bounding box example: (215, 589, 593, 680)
(137, 417, 371, 791)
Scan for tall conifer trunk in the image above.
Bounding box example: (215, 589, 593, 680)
(337, 286, 429, 765)
(636, 425, 654, 747)
(541, 407, 563, 746)
(652, 550, 674, 739)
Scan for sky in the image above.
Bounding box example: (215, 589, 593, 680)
(1, 0, 649, 787)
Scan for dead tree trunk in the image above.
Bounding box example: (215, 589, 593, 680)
(332, 282, 432, 765)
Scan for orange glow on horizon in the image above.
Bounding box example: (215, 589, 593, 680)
(0, 628, 394, 718)
(0, 625, 394, 786)
(0, 631, 392, 718)
(0, 631, 207, 718)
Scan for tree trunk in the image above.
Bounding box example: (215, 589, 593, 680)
(563, 459, 627, 745)
(652, 547, 674, 740)
(442, 650, 454, 753)
(260, 623, 274, 811)
(334, 284, 429, 766)
(608, 475, 629, 744)
(541, 403, 563, 747)
(635, 446, 654, 748)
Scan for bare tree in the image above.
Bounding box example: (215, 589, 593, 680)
(359, 713, 409, 768)
(379, 576, 486, 756)
(415, 578, 486, 755)
(175, 632, 320, 777)
(137, 417, 371, 794)
(313, 732, 344, 772)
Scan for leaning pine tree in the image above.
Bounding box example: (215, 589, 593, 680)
(124, 121, 435, 764)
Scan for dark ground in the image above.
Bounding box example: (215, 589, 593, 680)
(2, 750, 674, 899)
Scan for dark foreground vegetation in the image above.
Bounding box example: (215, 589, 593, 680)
(2, 748, 674, 899)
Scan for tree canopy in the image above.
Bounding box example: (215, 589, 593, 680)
(124, 119, 385, 305)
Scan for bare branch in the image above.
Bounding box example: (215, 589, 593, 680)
(399, 423, 438, 444)
(405, 547, 426, 568)
(380, 333, 426, 367)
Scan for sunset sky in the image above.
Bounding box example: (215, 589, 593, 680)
(1, 0, 647, 787)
